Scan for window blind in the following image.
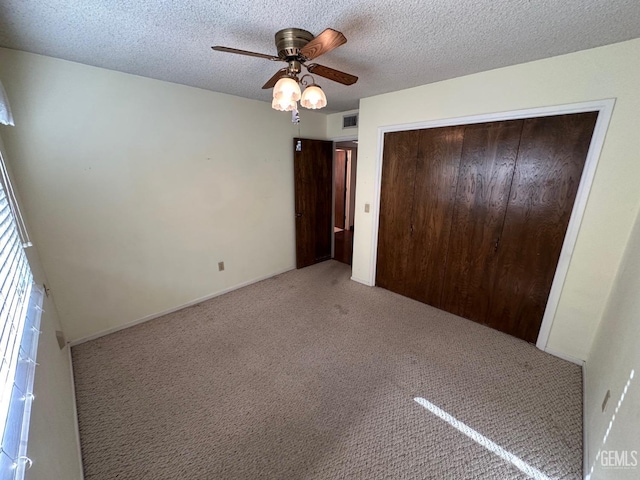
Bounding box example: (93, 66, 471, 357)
(0, 174, 41, 479)
(0, 152, 30, 248)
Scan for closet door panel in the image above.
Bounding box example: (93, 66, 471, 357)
(404, 126, 465, 307)
(440, 120, 523, 323)
(375, 131, 420, 295)
(487, 112, 598, 342)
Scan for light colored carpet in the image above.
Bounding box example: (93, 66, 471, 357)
(72, 260, 582, 479)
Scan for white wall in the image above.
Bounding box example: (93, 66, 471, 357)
(24, 250, 83, 480)
(327, 109, 359, 139)
(352, 38, 640, 361)
(0, 135, 82, 479)
(585, 204, 640, 479)
(0, 48, 327, 342)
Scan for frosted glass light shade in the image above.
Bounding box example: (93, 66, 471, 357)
(273, 77, 301, 102)
(272, 97, 297, 112)
(300, 85, 327, 110)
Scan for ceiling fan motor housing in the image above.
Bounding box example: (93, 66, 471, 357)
(212, 27, 356, 90)
(275, 28, 314, 60)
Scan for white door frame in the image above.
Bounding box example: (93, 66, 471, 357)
(368, 99, 615, 352)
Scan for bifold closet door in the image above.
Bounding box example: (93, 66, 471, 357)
(486, 112, 598, 342)
(376, 131, 420, 296)
(376, 112, 597, 344)
(402, 126, 465, 307)
(439, 120, 524, 323)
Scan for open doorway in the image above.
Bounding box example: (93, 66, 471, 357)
(333, 141, 358, 265)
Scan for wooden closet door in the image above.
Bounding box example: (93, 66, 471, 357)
(486, 112, 598, 342)
(375, 131, 420, 295)
(440, 120, 523, 323)
(403, 126, 465, 307)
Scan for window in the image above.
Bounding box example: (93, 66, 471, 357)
(0, 151, 42, 480)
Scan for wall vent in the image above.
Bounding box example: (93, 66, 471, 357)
(343, 114, 358, 129)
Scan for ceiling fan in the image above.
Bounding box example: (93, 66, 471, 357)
(212, 28, 358, 111)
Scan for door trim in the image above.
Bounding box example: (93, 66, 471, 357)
(368, 99, 616, 351)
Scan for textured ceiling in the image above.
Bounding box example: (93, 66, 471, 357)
(1, 1, 640, 112)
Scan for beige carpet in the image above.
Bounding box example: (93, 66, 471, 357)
(72, 260, 582, 479)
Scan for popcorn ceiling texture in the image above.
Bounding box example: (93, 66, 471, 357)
(1, 0, 640, 111)
(72, 261, 583, 479)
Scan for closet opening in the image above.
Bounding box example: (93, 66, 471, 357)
(376, 112, 599, 343)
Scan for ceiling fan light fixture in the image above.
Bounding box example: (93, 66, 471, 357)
(272, 97, 297, 112)
(273, 77, 301, 103)
(213, 27, 357, 117)
(300, 84, 327, 110)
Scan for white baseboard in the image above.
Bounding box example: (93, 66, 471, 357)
(544, 347, 585, 366)
(67, 346, 85, 480)
(69, 266, 295, 346)
(350, 275, 373, 286)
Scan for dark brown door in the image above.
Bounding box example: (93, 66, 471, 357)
(440, 120, 524, 322)
(294, 138, 333, 269)
(375, 112, 597, 343)
(376, 131, 420, 296)
(486, 112, 598, 342)
(403, 126, 465, 307)
(334, 150, 347, 229)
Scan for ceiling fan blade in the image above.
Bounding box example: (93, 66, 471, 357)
(211, 46, 281, 61)
(262, 68, 288, 89)
(299, 28, 347, 60)
(306, 64, 358, 85)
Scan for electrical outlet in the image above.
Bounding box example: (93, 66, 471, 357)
(602, 389, 611, 412)
(218, 261, 225, 272)
(364, 203, 370, 213)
